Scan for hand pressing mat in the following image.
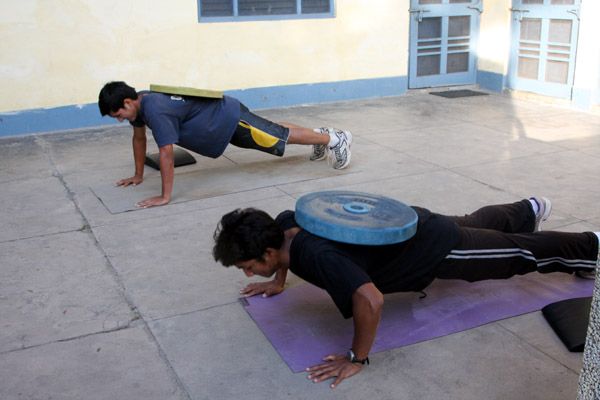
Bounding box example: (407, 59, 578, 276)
(242, 273, 593, 372)
(91, 156, 354, 213)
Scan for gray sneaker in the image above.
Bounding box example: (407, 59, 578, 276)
(530, 196, 552, 231)
(329, 129, 352, 169)
(310, 128, 329, 161)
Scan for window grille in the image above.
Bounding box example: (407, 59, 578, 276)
(198, 0, 333, 21)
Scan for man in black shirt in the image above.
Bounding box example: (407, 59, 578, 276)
(212, 197, 598, 388)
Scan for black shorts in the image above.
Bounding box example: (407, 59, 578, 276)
(229, 104, 289, 157)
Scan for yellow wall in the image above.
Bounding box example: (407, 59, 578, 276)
(0, 1, 410, 113)
(477, 0, 511, 74)
(573, 0, 600, 101)
(2, 1, 597, 116)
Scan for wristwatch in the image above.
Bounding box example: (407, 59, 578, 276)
(346, 349, 370, 365)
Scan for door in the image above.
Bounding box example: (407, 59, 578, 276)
(408, 0, 482, 89)
(508, 0, 581, 98)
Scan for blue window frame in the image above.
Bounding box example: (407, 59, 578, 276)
(198, 0, 335, 22)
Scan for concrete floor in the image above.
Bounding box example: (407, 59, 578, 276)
(1, 89, 600, 400)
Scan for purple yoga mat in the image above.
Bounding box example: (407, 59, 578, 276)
(242, 273, 593, 372)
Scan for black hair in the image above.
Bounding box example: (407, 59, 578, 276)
(213, 208, 284, 266)
(98, 81, 138, 116)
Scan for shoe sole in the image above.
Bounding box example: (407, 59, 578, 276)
(333, 130, 352, 169)
(310, 149, 328, 161)
(311, 129, 330, 161)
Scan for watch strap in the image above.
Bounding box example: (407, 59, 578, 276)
(347, 349, 370, 365)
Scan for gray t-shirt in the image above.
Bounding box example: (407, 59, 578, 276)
(131, 92, 241, 158)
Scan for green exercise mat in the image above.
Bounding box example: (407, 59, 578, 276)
(150, 84, 223, 99)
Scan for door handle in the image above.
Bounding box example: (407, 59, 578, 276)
(567, 8, 580, 20)
(468, 1, 483, 14)
(509, 8, 530, 21)
(409, 8, 430, 23)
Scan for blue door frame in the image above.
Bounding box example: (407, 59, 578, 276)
(508, 0, 581, 98)
(408, 0, 481, 89)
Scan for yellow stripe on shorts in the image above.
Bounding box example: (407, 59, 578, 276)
(239, 121, 279, 148)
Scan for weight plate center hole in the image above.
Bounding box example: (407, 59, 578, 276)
(343, 202, 372, 214)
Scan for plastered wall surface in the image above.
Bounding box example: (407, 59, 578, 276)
(1, 0, 598, 124)
(0, 1, 410, 113)
(477, 0, 511, 74)
(572, 0, 600, 104)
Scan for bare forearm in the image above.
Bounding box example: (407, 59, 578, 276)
(274, 265, 288, 287)
(159, 145, 174, 201)
(132, 128, 147, 177)
(132, 140, 174, 208)
(305, 283, 382, 388)
(351, 283, 383, 359)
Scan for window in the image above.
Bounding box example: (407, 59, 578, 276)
(198, 0, 334, 21)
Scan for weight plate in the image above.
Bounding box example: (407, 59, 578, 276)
(295, 191, 418, 245)
(150, 84, 223, 99)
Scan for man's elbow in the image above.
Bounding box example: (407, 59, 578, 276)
(159, 145, 174, 157)
(369, 291, 384, 314)
(355, 283, 384, 314)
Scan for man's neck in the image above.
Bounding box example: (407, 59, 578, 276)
(133, 96, 143, 110)
(279, 227, 300, 269)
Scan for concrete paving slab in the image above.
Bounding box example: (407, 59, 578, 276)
(64, 152, 234, 189)
(149, 302, 384, 400)
(0, 231, 134, 353)
(255, 99, 448, 137)
(554, 136, 600, 157)
(379, 322, 580, 400)
(315, 103, 465, 135)
(538, 215, 596, 233)
(287, 169, 516, 216)
(92, 196, 296, 320)
(589, 216, 600, 228)
(478, 112, 600, 143)
(453, 150, 600, 221)
(43, 124, 236, 179)
(2, 90, 600, 399)
(91, 154, 352, 213)
(0, 326, 187, 400)
(52, 150, 243, 227)
(251, 106, 340, 131)
(275, 138, 442, 196)
(149, 301, 581, 400)
(40, 125, 136, 174)
(370, 123, 563, 169)
(498, 312, 584, 372)
(75, 184, 287, 228)
(409, 133, 562, 170)
(0, 176, 84, 242)
(451, 101, 567, 124)
(0, 136, 53, 183)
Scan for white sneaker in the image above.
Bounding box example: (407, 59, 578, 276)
(328, 129, 352, 169)
(310, 128, 329, 161)
(530, 196, 552, 232)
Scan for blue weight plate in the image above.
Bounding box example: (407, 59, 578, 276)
(295, 191, 418, 245)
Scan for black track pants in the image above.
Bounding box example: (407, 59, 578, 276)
(435, 200, 598, 282)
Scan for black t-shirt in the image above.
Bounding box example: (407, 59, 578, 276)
(276, 208, 460, 318)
